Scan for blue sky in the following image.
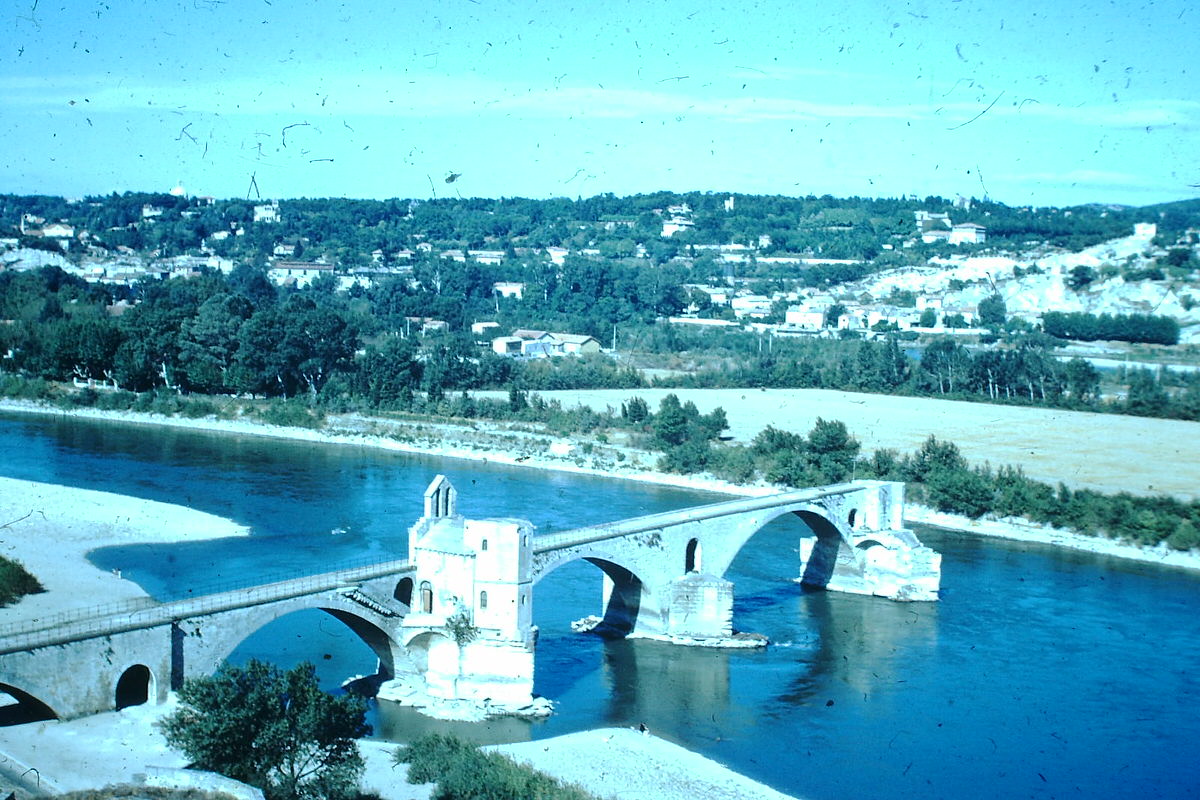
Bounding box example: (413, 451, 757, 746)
(2, 0, 1196, 207)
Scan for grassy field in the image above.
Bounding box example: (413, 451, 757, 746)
(499, 388, 1199, 501)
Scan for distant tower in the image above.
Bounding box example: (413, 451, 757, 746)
(724, 195, 735, 212)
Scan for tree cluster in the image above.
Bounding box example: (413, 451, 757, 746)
(656, 334, 1200, 421)
(0, 554, 44, 607)
(1042, 311, 1180, 345)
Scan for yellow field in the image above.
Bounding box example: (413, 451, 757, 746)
(512, 388, 1198, 501)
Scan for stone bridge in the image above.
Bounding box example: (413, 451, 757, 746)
(0, 477, 939, 722)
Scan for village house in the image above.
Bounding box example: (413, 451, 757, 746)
(40, 222, 76, 251)
(267, 260, 334, 288)
(730, 294, 774, 319)
(685, 285, 731, 306)
(784, 305, 827, 331)
(471, 321, 501, 339)
(468, 250, 505, 265)
(916, 210, 986, 245)
(492, 329, 602, 358)
(949, 223, 987, 245)
(492, 282, 525, 300)
(253, 201, 281, 223)
(661, 217, 695, 237)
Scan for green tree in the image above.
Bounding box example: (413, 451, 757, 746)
(178, 293, 254, 393)
(621, 396, 649, 423)
(1167, 518, 1200, 551)
(824, 303, 847, 328)
(977, 294, 1007, 328)
(925, 466, 994, 518)
(161, 660, 369, 800)
(904, 436, 967, 482)
(0, 555, 44, 607)
(805, 417, 860, 483)
(1067, 265, 1097, 291)
(652, 393, 690, 447)
(918, 307, 937, 328)
(1064, 357, 1101, 403)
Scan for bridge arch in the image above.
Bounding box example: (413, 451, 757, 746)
(535, 549, 656, 637)
(0, 682, 58, 726)
(182, 596, 404, 684)
(115, 664, 154, 710)
(698, 502, 862, 588)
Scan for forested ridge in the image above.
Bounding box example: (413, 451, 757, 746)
(2, 191, 1199, 420)
(5, 191, 1199, 267)
(2, 264, 1199, 420)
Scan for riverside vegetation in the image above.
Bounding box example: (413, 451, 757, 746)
(394, 733, 599, 800)
(3, 376, 1197, 565)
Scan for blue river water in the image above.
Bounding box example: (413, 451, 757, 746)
(1, 411, 1198, 800)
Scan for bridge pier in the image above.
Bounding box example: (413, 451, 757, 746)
(796, 481, 941, 602)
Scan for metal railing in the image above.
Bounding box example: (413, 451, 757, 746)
(532, 483, 860, 553)
(0, 557, 414, 655)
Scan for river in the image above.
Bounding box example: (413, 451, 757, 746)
(1, 411, 1197, 800)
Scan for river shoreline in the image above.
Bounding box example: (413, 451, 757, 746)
(2, 399, 1196, 574)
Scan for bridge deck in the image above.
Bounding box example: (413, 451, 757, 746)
(0, 559, 415, 655)
(531, 483, 859, 553)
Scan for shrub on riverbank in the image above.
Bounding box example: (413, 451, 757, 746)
(654, 411, 1200, 550)
(394, 733, 598, 800)
(0, 553, 44, 606)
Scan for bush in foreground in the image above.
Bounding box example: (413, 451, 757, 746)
(393, 733, 598, 800)
(0, 553, 44, 607)
(161, 660, 369, 800)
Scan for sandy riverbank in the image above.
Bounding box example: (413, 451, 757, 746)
(0, 700, 802, 800)
(0, 476, 250, 624)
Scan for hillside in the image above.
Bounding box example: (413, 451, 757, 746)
(850, 232, 1200, 344)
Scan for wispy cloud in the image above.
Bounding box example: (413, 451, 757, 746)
(4, 72, 1197, 134)
(994, 168, 1177, 195)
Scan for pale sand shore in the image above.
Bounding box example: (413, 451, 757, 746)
(0, 476, 249, 624)
(0, 702, 801, 800)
